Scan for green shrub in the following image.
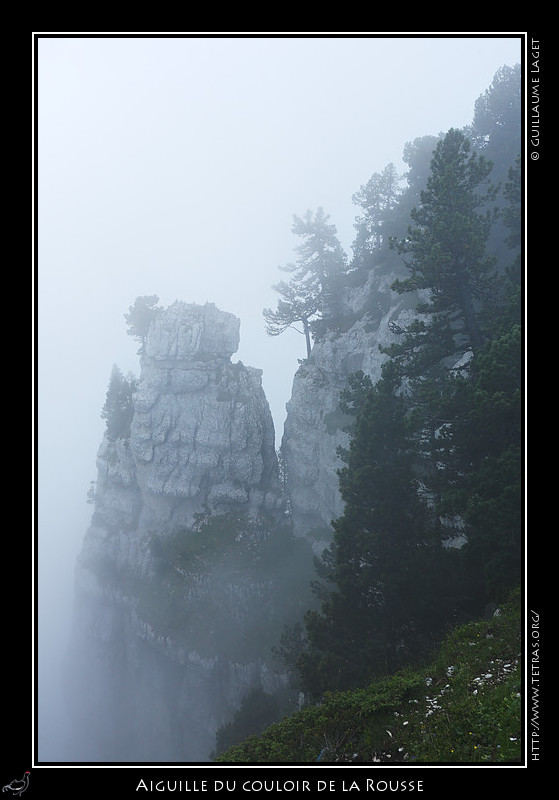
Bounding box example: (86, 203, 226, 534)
(214, 590, 521, 764)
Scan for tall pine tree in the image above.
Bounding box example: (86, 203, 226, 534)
(390, 128, 498, 359)
(298, 364, 454, 697)
(434, 158, 522, 607)
(295, 128, 518, 698)
(383, 129, 501, 523)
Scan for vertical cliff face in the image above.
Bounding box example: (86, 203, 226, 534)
(281, 266, 419, 548)
(131, 301, 281, 530)
(67, 301, 312, 763)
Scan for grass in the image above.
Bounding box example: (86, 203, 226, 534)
(214, 589, 522, 764)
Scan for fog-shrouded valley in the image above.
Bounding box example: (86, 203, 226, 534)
(35, 34, 524, 767)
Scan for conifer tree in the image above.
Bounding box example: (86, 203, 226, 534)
(296, 129, 513, 698)
(383, 128, 501, 508)
(469, 63, 522, 187)
(124, 295, 162, 353)
(289, 105, 522, 699)
(351, 163, 403, 260)
(434, 159, 523, 606)
(298, 364, 454, 697)
(101, 365, 137, 442)
(389, 128, 498, 359)
(264, 208, 347, 358)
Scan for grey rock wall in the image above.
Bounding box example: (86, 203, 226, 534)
(281, 267, 419, 548)
(132, 301, 281, 530)
(68, 301, 293, 763)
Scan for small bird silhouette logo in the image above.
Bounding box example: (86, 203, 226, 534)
(2, 772, 30, 796)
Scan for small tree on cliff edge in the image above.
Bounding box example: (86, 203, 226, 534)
(124, 295, 163, 353)
(101, 364, 137, 441)
(263, 208, 347, 359)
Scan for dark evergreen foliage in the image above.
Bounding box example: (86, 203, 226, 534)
(297, 364, 459, 697)
(469, 64, 522, 185)
(214, 688, 280, 757)
(352, 163, 404, 261)
(124, 294, 163, 353)
(291, 65, 522, 699)
(101, 364, 137, 441)
(390, 128, 498, 354)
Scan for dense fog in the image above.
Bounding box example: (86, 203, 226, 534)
(35, 34, 523, 764)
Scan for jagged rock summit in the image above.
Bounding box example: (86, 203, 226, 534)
(144, 300, 240, 361)
(129, 301, 281, 530)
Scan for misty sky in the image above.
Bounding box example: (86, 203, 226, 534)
(35, 33, 523, 759)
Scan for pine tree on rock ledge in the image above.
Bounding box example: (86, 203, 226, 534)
(263, 208, 347, 359)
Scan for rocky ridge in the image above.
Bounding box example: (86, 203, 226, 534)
(68, 301, 298, 762)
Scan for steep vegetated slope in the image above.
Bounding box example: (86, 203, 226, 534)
(214, 591, 521, 764)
